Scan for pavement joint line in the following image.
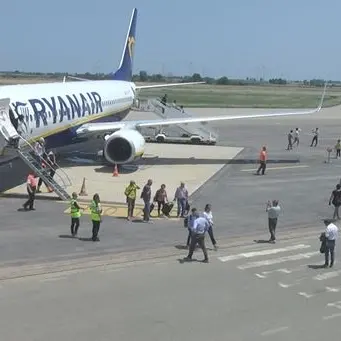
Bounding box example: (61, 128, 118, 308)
(240, 165, 309, 172)
(0, 227, 324, 280)
(260, 326, 289, 336)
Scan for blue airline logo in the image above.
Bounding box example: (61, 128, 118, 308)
(128, 36, 135, 59)
(12, 92, 103, 128)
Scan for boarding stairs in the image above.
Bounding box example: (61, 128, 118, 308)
(148, 98, 218, 142)
(15, 138, 72, 201)
(0, 97, 71, 201)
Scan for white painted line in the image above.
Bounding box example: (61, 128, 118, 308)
(298, 292, 314, 298)
(278, 282, 291, 288)
(314, 270, 341, 281)
(261, 326, 289, 336)
(255, 273, 267, 278)
(238, 252, 318, 270)
(326, 286, 341, 293)
(240, 165, 309, 172)
(218, 244, 311, 262)
(327, 301, 341, 310)
(323, 313, 341, 320)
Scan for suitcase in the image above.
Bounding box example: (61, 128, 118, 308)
(162, 202, 174, 217)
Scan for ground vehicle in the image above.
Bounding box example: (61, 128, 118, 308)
(147, 131, 217, 145)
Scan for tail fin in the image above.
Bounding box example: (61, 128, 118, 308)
(111, 8, 137, 82)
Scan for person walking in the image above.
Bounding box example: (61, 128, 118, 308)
(335, 139, 341, 159)
(23, 172, 37, 211)
(174, 182, 188, 217)
(287, 130, 293, 150)
(124, 180, 140, 220)
(293, 128, 300, 147)
(329, 184, 341, 220)
(141, 179, 153, 222)
(202, 204, 217, 250)
(47, 150, 56, 180)
(256, 146, 267, 175)
(90, 193, 102, 241)
(266, 200, 281, 243)
(184, 212, 210, 263)
(70, 192, 81, 237)
(310, 128, 319, 147)
(154, 184, 168, 217)
(184, 207, 198, 247)
(323, 219, 338, 268)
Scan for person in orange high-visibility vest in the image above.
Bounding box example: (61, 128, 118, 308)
(256, 146, 267, 175)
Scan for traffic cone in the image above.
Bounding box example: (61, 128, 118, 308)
(113, 164, 119, 177)
(79, 177, 88, 196)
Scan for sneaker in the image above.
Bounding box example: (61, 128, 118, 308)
(203, 259, 209, 263)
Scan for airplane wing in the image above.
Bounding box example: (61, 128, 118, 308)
(76, 84, 327, 137)
(135, 81, 205, 90)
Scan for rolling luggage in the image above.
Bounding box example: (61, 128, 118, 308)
(162, 202, 174, 217)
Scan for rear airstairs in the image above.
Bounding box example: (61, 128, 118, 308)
(16, 138, 72, 201)
(148, 98, 218, 142)
(0, 98, 72, 201)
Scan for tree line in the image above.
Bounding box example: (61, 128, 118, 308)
(0, 70, 336, 87)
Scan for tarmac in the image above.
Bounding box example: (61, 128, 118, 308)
(3, 143, 242, 206)
(1, 102, 341, 339)
(0, 228, 340, 341)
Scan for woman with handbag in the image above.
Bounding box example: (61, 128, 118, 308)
(153, 184, 168, 217)
(329, 184, 341, 220)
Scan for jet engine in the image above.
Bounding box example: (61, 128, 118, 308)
(103, 129, 145, 164)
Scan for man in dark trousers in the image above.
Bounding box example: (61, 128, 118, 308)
(141, 179, 153, 222)
(287, 130, 293, 150)
(256, 146, 267, 175)
(323, 219, 338, 268)
(266, 200, 281, 243)
(311, 128, 319, 147)
(184, 211, 210, 263)
(23, 172, 37, 211)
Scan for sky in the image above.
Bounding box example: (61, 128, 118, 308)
(1, 0, 341, 80)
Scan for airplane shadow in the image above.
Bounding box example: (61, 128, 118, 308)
(57, 154, 300, 175)
(308, 264, 327, 269)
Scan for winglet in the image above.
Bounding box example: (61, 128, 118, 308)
(317, 82, 327, 111)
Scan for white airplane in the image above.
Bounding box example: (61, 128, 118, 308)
(0, 8, 326, 166)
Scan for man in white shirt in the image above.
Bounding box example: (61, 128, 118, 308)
(174, 182, 188, 218)
(266, 200, 281, 243)
(293, 128, 301, 147)
(184, 213, 209, 263)
(324, 219, 338, 268)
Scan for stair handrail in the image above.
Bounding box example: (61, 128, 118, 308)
(18, 136, 72, 188)
(149, 98, 218, 139)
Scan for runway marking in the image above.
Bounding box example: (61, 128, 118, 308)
(314, 270, 341, 281)
(63, 204, 180, 220)
(298, 291, 315, 298)
(326, 286, 341, 293)
(323, 313, 341, 321)
(255, 264, 308, 279)
(238, 251, 318, 270)
(218, 244, 311, 262)
(260, 326, 289, 336)
(278, 277, 307, 288)
(327, 301, 341, 310)
(240, 165, 309, 172)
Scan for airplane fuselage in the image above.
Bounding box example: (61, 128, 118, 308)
(0, 80, 135, 149)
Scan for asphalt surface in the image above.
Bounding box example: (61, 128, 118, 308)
(1, 106, 341, 265)
(1, 105, 341, 340)
(0, 229, 340, 341)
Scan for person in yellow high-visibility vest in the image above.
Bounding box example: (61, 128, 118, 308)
(124, 180, 140, 220)
(70, 192, 81, 237)
(90, 193, 102, 241)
